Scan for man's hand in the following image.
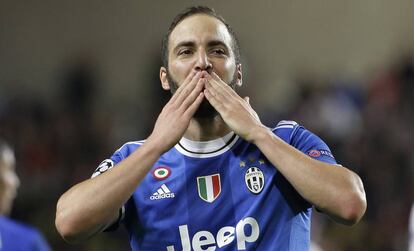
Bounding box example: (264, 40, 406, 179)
(203, 72, 266, 142)
(55, 73, 206, 242)
(147, 71, 205, 152)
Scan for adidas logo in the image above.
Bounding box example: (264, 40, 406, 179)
(150, 184, 175, 200)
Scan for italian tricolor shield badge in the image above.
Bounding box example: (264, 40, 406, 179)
(197, 173, 221, 203)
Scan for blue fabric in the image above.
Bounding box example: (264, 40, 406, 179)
(97, 121, 337, 251)
(0, 216, 51, 251)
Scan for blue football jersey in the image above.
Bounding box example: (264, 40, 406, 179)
(0, 216, 51, 251)
(92, 121, 337, 251)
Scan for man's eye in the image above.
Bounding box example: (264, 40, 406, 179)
(178, 49, 192, 55)
(212, 49, 225, 55)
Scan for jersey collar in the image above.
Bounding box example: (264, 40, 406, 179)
(175, 131, 239, 158)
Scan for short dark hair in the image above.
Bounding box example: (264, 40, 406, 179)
(161, 6, 241, 68)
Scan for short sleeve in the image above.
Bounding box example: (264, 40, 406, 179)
(91, 150, 123, 178)
(273, 120, 338, 165)
(290, 126, 338, 165)
(90, 141, 144, 231)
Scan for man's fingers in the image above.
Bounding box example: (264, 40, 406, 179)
(211, 72, 232, 90)
(244, 96, 250, 104)
(173, 71, 201, 105)
(207, 72, 235, 97)
(205, 78, 227, 100)
(204, 88, 224, 112)
(180, 78, 205, 110)
(210, 71, 222, 82)
(170, 71, 199, 103)
(184, 92, 204, 118)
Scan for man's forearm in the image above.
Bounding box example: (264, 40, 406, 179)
(55, 70, 207, 243)
(251, 127, 366, 225)
(55, 140, 163, 242)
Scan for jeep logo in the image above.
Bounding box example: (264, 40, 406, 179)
(166, 217, 260, 250)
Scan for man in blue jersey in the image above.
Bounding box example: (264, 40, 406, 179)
(56, 6, 367, 250)
(0, 141, 51, 251)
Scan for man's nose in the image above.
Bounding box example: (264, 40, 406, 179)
(194, 50, 212, 73)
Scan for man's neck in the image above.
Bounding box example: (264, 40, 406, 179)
(184, 115, 232, 141)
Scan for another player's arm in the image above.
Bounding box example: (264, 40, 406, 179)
(55, 71, 205, 243)
(204, 72, 366, 225)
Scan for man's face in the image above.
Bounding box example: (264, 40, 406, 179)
(161, 14, 241, 118)
(0, 149, 19, 215)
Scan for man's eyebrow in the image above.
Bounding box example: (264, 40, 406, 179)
(173, 41, 196, 53)
(207, 40, 228, 48)
(173, 40, 230, 53)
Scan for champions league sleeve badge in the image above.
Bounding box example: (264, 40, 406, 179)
(308, 149, 334, 159)
(245, 167, 264, 194)
(91, 159, 114, 178)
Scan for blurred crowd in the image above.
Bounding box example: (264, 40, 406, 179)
(0, 56, 129, 250)
(0, 52, 413, 250)
(286, 54, 414, 251)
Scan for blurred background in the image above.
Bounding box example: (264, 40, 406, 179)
(1, 0, 413, 250)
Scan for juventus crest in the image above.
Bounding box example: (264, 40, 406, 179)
(245, 167, 264, 194)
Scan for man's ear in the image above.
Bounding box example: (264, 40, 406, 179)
(236, 64, 242, 87)
(160, 66, 170, 90)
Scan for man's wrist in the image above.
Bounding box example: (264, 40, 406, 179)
(143, 135, 171, 156)
(250, 125, 272, 145)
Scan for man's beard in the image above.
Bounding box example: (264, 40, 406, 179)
(166, 69, 239, 119)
